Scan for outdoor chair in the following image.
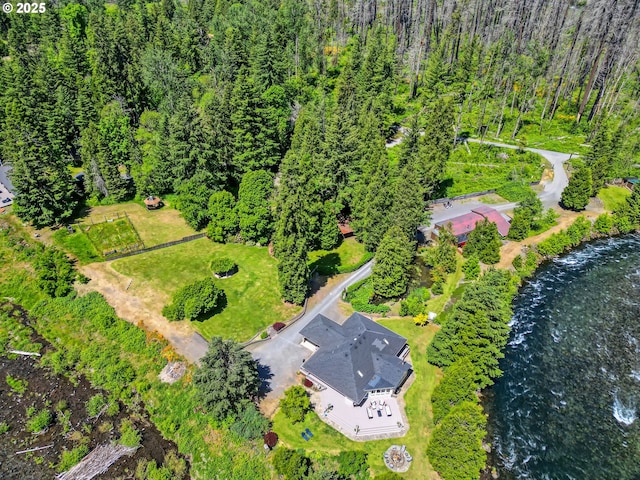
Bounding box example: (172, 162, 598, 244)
(305, 428, 314, 438)
(301, 432, 309, 441)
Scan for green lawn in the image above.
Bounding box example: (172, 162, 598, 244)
(272, 319, 441, 479)
(51, 228, 101, 264)
(424, 254, 464, 315)
(308, 238, 371, 275)
(111, 238, 300, 341)
(598, 186, 631, 212)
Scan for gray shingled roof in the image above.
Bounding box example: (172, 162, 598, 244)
(300, 313, 411, 404)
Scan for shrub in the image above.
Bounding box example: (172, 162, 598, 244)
(399, 287, 430, 316)
(260, 331, 268, 339)
(337, 450, 368, 479)
(118, 419, 142, 447)
(86, 394, 107, 417)
(210, 257, 237, 276)
(272, 322, 286, 332)
(594, 213, 614, 235)
(431, 282, 444, 295)
(230, 404, 270, 440)
(264, 431, 278, 448)
(0, 422, 9, 434)
(162, 278, 225, 321)
(57, 445, 89, 472)
(496, 182, 535, 202)
(272, 448, 310, 480)
(26, 409, 53, 433)
(414, 312, 429, 326)
(280, 386, 311, 424)
(346, 279, 391, 314)
(34, 246, 77, 298)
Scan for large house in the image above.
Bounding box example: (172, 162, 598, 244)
(299, 313, 411, 406)
(432, 205, 511, 246)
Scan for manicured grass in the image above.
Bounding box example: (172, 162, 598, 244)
(272, 319, 441, 479)
(442, 143, 545, 197)
(81, 217, 142, 256)
(111, 238, 300, 341)
(308, 238, 371, 275)
(598, 186, 631, 212)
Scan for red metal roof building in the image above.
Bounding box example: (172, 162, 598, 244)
(433, 206, 510, 245)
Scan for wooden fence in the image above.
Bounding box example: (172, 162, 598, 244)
(105, 233, 206, 261)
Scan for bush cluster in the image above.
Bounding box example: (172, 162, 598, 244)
(399, 287, 429, 316)
(345, 279, 390, 314)
(210, 257, 237, 276)
(162, 278, 225, 321)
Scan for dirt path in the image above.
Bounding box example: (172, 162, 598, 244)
(76, 262, 209, 364)
(497, 207, 601, 269)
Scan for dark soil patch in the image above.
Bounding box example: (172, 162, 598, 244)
(0, 303, 189, 480)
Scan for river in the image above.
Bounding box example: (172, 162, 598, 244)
(486, 235, 640, 480)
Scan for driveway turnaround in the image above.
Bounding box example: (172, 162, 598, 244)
(247, 261, 373, 414)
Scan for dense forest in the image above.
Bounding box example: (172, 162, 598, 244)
(1, 0, 640, 301)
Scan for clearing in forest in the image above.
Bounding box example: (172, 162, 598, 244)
(109, 238, 300, 341)
(81, 214, 143, 257)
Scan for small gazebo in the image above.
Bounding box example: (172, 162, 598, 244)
(144, 196, 163, 210)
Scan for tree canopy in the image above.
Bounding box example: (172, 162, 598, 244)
(193, 337, 261, 422)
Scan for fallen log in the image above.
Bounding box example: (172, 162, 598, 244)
(8, 350, 41, 356)
(16, 444, 54, 455)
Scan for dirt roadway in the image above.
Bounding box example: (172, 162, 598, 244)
(76, 262, 209, 364)
(496, 204, 602, 270)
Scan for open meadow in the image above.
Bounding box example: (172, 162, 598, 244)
(110, 238, 300, 341)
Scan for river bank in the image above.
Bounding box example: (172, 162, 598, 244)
(0, 302, 188, 480)
(484, 234, 640, 479)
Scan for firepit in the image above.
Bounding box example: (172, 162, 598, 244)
(383, 445, 412, 472)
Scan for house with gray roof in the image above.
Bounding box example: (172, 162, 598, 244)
(299, 313, 412, 406)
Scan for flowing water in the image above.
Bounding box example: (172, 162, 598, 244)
(486, 235, 640, 480)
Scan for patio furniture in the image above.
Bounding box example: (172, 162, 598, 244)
(377, 409, 382, 417)
(301, 432, 309, 441)
(305, 428, 314, 438)
(385, 405, 392, 416)
(366, 408, 373, 419)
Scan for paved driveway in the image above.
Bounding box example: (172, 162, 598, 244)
(247, 261, 373, 414)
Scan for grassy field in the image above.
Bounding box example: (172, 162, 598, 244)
(308, 238, 371, 275)
(272, 319, 441, 479)
(598, 186, 631, 212)
(441, 143, 545, 198)
(52, 202, 197, 263)
(81, 202, 195, 247)
(111, 238, 299, 341)
(81, 216, 143, 256)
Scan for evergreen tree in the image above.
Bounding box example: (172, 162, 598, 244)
(194, 337, 260, 421)
(390, 163, 425, 240)
(237, 170, 274, 245)
(277, 237, 309, 305)
(372, 226, 415, 298)
(207, 190, 238, 242)
(416, 100, 455, 198)
(133, 111, 172, 196)
(431, 358, 478, 424)
(427, 402, 487, 480)
(175, 170, 219, 230)
(463, 220, 501, 265)
(353, 153, 394, 252)
(433, 225, 458, 274)
(561, 166, 592, 211)
(461, 255, 480, 280)
(428, 269, 516, 388)
(319, 202, 340, 250)
(585, 124, 613, 195)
